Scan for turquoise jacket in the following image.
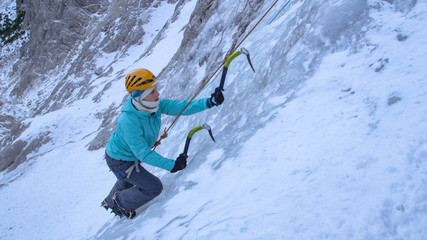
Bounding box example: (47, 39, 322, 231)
(106, 96, 212, 171)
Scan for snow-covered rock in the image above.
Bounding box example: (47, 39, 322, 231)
(0, 0, 426, 239)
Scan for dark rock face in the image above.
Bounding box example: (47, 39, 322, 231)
(0, 134, 51, 172)
(1, 0, 181, 172)
(12, 0, 100, 97)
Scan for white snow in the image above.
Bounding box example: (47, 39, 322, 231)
(1, 0, 427, 239)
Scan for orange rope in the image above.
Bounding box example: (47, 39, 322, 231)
(153, 0, 280, 149)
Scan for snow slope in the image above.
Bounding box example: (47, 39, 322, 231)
(1, 0, 427, 239)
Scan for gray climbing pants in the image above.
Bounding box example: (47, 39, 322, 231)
(105, 153, 163, 211)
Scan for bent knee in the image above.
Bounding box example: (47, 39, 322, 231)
(151, 179, 163, 196)
(138, 178, 163, 197)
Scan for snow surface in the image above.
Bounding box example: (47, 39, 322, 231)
(1, 0, 427, 239)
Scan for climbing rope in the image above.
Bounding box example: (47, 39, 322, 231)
(152, 0, 280, 149)
(269, 0, 291, 24)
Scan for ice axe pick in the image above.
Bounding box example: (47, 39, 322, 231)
(182, 124, 215, 156)
(218, 47, 256, 91)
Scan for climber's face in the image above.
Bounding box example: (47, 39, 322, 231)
(143, 87, 160, 102)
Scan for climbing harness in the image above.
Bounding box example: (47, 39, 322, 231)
(152, 0, 281, 149)
(182, 124, 216, 156)
(125, 161, 141, 179)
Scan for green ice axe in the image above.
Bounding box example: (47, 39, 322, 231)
(218, 47, 255, 91)
(182, 124, 215, 156)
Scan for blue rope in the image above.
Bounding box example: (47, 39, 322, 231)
(269, 0, 291, 24)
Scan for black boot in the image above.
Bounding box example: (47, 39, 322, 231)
(101, 198, 125, 217)
(112, 192, 136, 219)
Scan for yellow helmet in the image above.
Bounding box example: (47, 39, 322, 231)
(125, 68, 157, 92)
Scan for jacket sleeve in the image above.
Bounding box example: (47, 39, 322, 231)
(160, 98, 211, 116)
(121, 113, 175, 171)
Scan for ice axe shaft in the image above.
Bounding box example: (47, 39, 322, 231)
(182, 124, 215, 156)
(218, 47, 255, 91)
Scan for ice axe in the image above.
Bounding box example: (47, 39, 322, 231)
(217, 47, 255, 91)
(182, 124, 215, 156)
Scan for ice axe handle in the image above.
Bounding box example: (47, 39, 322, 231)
(218, 67, 228, 91)
(218, 51, 241, 91)
(183, 137, 192, 156)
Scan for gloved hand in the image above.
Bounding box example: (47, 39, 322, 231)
(170, 153, 188, 173)
(210, 88, 224, 106)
